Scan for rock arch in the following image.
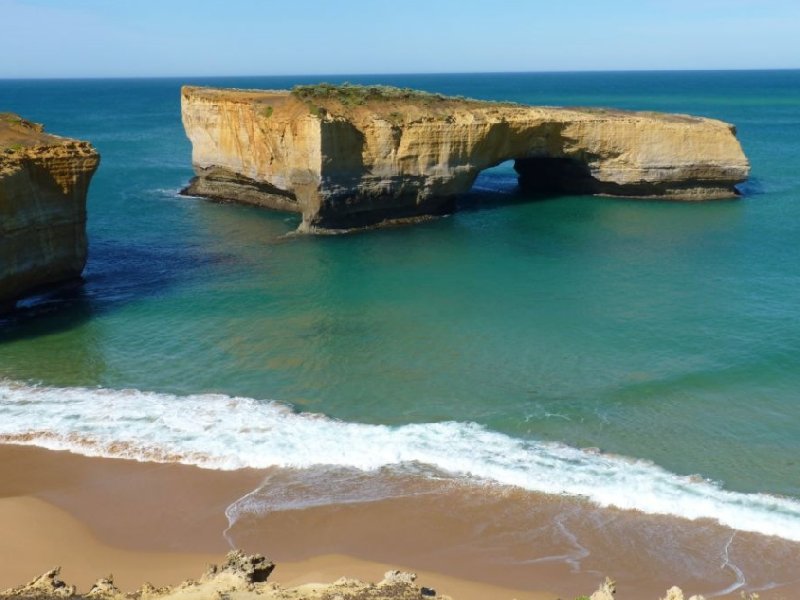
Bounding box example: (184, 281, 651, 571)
(181, 86, 750, 232)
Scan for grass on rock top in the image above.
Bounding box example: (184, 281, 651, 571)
(289, 84, 686, 124)
(289, 83, 518, 120)
(291, 83, 454, 106)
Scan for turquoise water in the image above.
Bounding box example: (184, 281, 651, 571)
(1, 72, 800, 513)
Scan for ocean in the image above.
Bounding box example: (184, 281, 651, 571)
(1, 71, 800, 595)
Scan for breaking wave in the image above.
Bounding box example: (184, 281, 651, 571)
(2, 379, 800, 541)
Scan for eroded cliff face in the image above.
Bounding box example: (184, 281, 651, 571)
(0, 114, 99, 311)
(181, 86, 750, 232)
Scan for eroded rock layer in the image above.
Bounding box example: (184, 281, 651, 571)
(181, 86, 750, 232)
(0, 114, 99, 310)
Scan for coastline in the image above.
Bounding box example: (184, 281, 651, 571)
(0, 444, 554, 600)
(0, 498, 554, 600)
(2, 444, 800, 599)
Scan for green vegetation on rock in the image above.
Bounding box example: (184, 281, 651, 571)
(0, 113, 23, 124)
(291, 82, 449, 106)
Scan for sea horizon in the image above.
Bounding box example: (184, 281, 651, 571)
(3, 66, 800, 82)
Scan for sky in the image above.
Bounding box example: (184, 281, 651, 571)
(1, 0, 798, 78)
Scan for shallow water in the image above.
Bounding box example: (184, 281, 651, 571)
(1, 72, 800, 579)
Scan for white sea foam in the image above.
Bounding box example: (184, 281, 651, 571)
(2, 379, 800, 542)
(709, 532, 746, 598)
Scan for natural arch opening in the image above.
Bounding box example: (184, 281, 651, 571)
(513, 156, 597, 195)
(466, 156, 598, 203)
(469, 160, 519, 195)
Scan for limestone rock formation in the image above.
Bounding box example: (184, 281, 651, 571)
(0, 551, 451, 600)
(0, 554, 722, 600)
(1, 567, 77, 599)
(659, 586, 707, 600)
(590, 577, 616, 600)
(0, 113, 99, 311)
(181, 84, 750, 232)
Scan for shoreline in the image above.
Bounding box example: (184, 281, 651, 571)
(0, 498, 553, 600)
(0, 444, 554, 600)
(1, 443, 799, 599)
(4, 379, 799, 544)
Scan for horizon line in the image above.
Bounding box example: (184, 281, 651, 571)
(2, 67, 799, 82)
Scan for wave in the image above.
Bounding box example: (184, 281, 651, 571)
(2, 380, 800, 541)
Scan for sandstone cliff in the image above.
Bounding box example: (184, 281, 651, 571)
(181, 84, 750, 232)
(0, 113, 99, 311)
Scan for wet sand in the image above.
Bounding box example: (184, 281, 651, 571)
(1, 443, 799, 599)
(0, 444, 554, 599)
(0, 496, 556, 600)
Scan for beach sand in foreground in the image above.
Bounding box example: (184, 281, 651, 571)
(1, 444, 798, 599)
(0, 444, 554, 600)
(0, 496, 556, 600)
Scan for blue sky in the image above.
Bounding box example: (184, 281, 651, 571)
(1, 0, 798, 77)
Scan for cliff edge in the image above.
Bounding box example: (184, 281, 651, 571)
(0, 113, 99, 311)
(181, 84, 750, 232)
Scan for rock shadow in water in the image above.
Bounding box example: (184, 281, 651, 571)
(0, 238, 234, 343)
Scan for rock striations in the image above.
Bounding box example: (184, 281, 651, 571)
(181, 84, 750, 232)
(0, 113, 99, 311)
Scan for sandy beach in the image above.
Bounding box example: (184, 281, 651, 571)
(0, 444, 556, 599)
(1, 443, 799, 599)
(3, 0, 800, 595)
(0, 497, 556, 600)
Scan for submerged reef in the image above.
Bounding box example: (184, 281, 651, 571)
(181, 83, 749, 232)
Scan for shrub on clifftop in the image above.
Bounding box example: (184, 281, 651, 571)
(291, 83, 448, 106)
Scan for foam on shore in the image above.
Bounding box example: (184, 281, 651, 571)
(2, 380, 800, 542)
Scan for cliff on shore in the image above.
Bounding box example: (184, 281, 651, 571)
(0, 113, 99, 311)
(181, 84, 749, 232)
(1, 551, 719, 600)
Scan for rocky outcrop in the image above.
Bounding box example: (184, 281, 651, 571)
(588, 579, 708, 600)
(181, 84, 749, 232)
(1, 552, 732, 600)
(0, 551, 450, 600)
(0, 113, 99, 311)
(590, 577, 617, 600)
